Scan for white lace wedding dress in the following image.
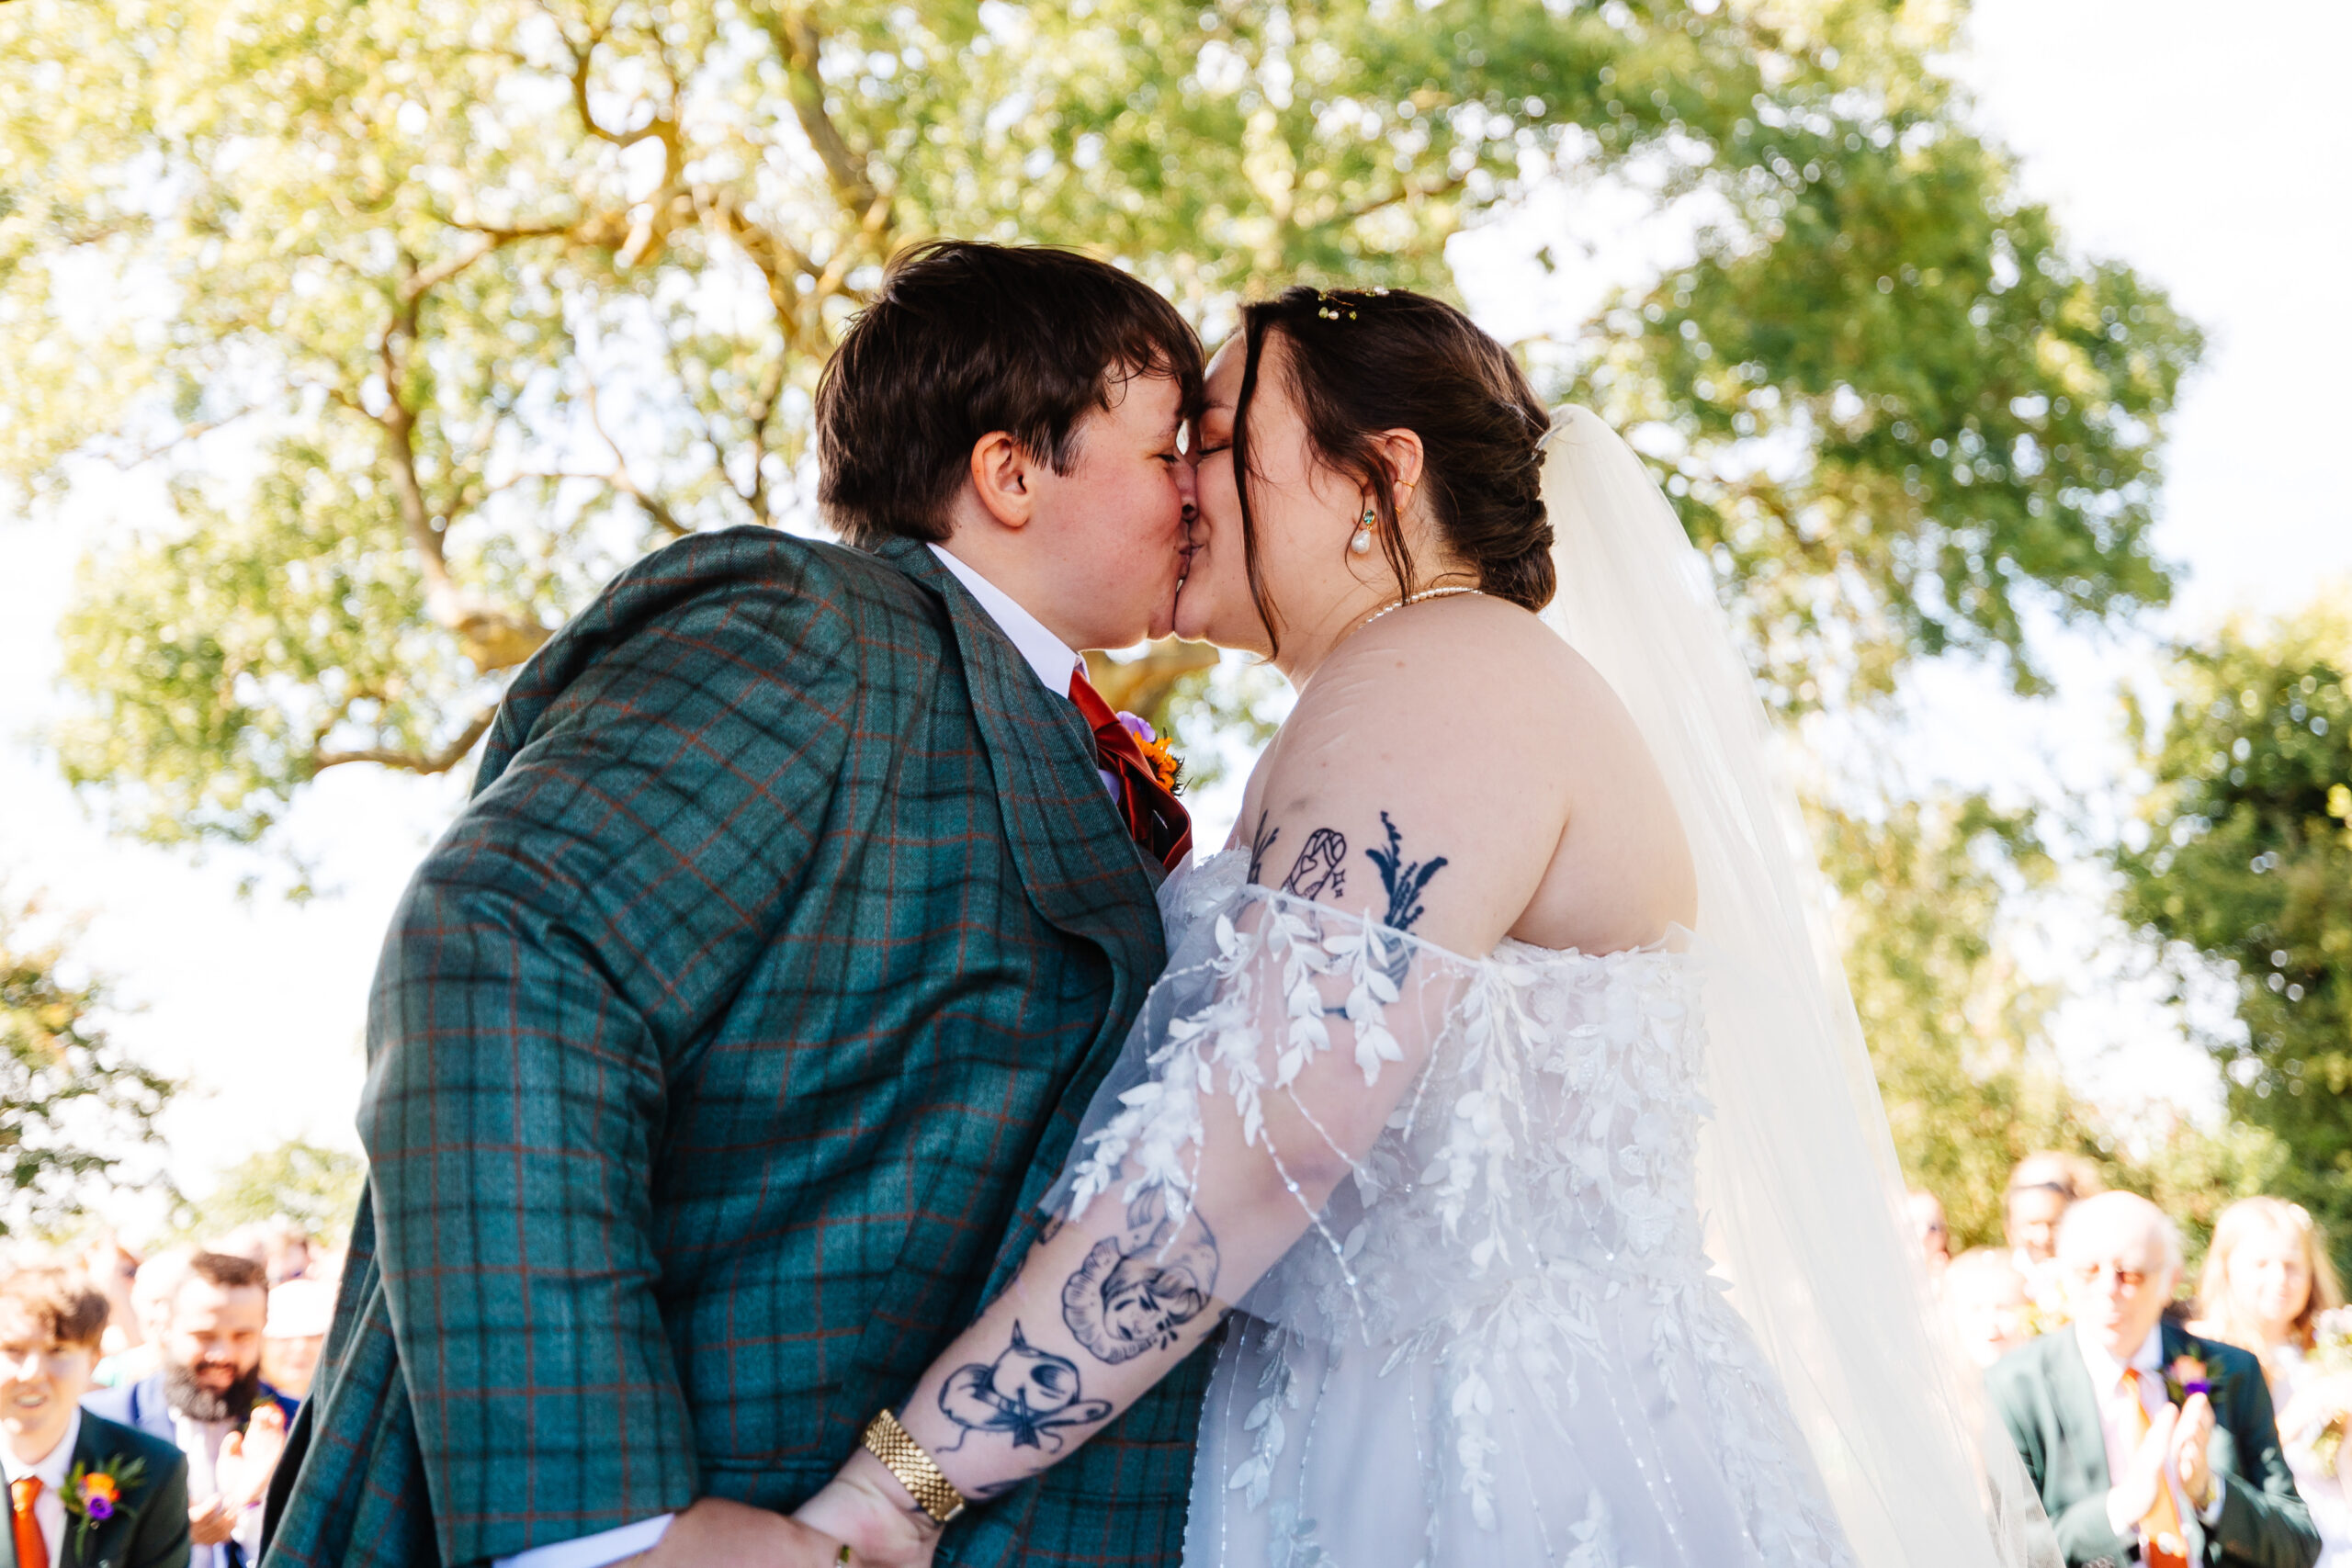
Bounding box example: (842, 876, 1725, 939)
(1058, 849, 1855, 1568)
(1049, 408, 2049, 1568)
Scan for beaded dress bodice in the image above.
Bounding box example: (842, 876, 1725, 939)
(1055, 848, 1856, 1567)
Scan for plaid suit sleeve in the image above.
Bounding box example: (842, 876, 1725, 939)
(359, 556, 858, 1564)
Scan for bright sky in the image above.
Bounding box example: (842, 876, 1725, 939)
(3, 0, 2347, 1209)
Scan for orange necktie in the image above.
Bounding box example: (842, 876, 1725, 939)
(11, 1475, 47, 1568)
(1068, 668, 1193, 872)
(2121, 1369, 2190, 1568)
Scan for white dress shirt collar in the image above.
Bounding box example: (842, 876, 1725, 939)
(2077, 1320, 2165, 1389)
(927, 545, 1084, 694)
(2, 1407, 78, 1488)
(5, 1408, 79, 1567)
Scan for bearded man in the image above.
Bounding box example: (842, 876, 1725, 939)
(85, 1252, 297, 1568)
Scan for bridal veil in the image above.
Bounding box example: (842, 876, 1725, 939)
(1538, 406, 2051, 1566)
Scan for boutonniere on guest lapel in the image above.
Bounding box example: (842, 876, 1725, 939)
(1116, 712, 1183, 795)
(62, 1456, 145, 1551)
(2164, 1353, 2221, 1406)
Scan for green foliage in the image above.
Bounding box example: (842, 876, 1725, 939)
(1821, 791, 2082, 1246)
(2118, 599, 2352, 1249)
(0, 0, 2199, 847)
(0, 892, 177, 1237)
(1616, 127, 2199, 708)
(1824, 790, 2291, 1263)
(180, 1139, 368, 1242)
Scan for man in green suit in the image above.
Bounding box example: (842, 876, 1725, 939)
(1989, 1192, 2320, 1568)
(4, 1268, 191, 1568)
(263, 242, 1206, 1567)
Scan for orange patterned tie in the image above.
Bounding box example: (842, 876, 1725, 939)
(11, 1475, 47, 1568)
(2120, 1369, 2190, 1568)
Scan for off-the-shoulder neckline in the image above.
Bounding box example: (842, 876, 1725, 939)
(1190, 846, 1691, 971)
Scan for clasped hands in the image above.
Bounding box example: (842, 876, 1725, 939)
(2109, 1392, 2220, 1532)
(620, 1461, 940, 1568)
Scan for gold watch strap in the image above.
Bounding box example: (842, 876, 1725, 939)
(860, 1407, 967, 1526)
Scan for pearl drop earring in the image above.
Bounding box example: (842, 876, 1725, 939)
(1350, 506, 1375, 556)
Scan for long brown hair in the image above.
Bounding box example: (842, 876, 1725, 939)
(1228, 288, 1553, 656)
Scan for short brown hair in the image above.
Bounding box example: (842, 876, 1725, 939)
(185, 1250, 268, 1295)
(816, 241, 1204, 547)
(0, 1268, 111, 1350)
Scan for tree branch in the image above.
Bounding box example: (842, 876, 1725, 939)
(766, 6, 884, 227)
(1332, 169, 1473, 227)
(311, 704, 500, 775)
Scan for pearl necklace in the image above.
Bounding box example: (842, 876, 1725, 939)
(1356, 585, 1485, 632)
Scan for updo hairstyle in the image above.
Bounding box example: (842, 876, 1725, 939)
(1230, 286, 1555, 654)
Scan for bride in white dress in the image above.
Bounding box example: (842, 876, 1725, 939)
(801, 287, 2049, 1567)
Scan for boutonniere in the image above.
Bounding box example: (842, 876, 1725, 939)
(1116, 712, 1183, 795)
(62, 1456, 145, 1549)
(2164, 1353, 2222, 1405)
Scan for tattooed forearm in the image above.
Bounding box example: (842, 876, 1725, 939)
(1061, 1190, 1221, 1364)
(1246, 813, 1279, 884)
(937, 1322, 1114, 1453)
(1279, 828, 1348, 898)
(1366, 811, 1449, 931)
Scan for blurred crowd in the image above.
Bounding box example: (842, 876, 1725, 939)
(12, 1170, 2352, 1568)
(3, 1219, 340, 1566)
(1915, 1157, 2352, 1567)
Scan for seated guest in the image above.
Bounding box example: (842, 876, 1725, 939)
(85, 1253, 296, 1568)
(1951, 1247, 2038, 1368)
(2192, 1198, 2352, 1567)
(2, 1266, 191, 1568)
(1990, 1191, 2320, 1568)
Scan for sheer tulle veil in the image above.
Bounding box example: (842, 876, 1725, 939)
(1537, 407, 2048, 1565)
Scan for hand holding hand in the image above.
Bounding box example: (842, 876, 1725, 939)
(2110, 1403, 2180, 1527)
(2173, 1392, 2217, 1510)
(629, 1497, 853, 1568)
(794, 1452, 942, 1568)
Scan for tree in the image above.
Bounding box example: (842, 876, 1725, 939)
(0, 891, 177, 1238)
(0, 0, 2199, 846)
(2117, 599, 2352, 1252)
(1820, 791, 2086, 1246)
(181, 1138, 368, 1242)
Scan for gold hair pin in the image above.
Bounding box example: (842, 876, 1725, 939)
(1312, 285, 1391, 321)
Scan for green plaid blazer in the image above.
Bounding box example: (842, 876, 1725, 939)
(261, 530, 1211, 1568)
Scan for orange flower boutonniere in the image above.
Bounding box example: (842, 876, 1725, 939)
(63, 1457, 145, 1550)
(1115, 712, 1183, 795)
(2164, 1353, 2219, 1405)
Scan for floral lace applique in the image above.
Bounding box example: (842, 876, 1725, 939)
(1063, 852, 1856, 1566)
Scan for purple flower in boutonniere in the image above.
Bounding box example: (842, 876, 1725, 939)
(2164, 1353, 2220, 1405)
(63, 1457, 145, 1548)
(1115, 711, 1183, 795)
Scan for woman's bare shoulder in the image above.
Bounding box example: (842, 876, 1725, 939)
(1286, 593, 1620, 748)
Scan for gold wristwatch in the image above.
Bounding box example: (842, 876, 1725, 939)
(859, 1407, 967, 1526)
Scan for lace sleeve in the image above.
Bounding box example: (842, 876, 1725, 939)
(1046, 856, 1478, 1337)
